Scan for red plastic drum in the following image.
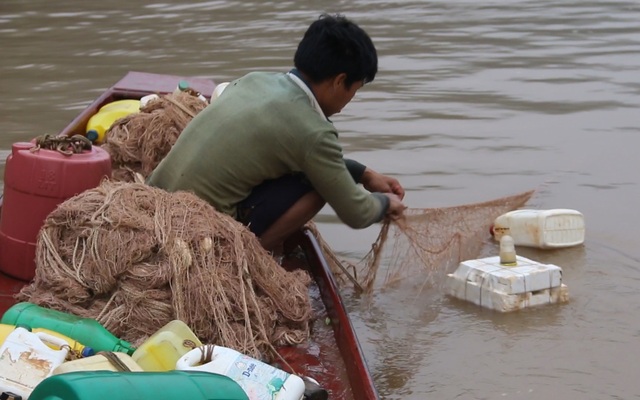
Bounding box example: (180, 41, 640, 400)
(0, 141, 111, 281)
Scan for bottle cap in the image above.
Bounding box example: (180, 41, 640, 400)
(177, 80, 190, 91)
(86, 129, 98, 142)
(15, 324, 32, 332)
(115, 341, 136, 355)
(81, 347, 96, 357)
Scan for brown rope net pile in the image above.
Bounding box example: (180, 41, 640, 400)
(17, 180, 312, 361)
(313, 190, 535, 293)
(101, 92, 208, 182)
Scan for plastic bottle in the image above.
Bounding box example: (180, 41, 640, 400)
(499, 234, 517, 266)
(85, 99, 141, 144)
(176, 344, 306, 400)
(491, 209, 585, 249)
(210, 82, 230, 102)
(131, 319, 202, 371)
(29, 371, 249, 400)
(0, 302, 135, 355)
(0, 326, 70, 399)
(174, 80, 208, 103)
(0, 323, 94, 357)
(174, 80, 191, 94)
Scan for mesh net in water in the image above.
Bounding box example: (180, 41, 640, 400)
(313, 190, 535, 293)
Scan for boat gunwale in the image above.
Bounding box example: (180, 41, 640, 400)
(289, 228, 379, 400)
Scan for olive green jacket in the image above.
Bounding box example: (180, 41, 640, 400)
(147, 71, 388, 228)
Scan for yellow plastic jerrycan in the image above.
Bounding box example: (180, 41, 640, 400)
(85, 99, 141, 144)
(132, 320, 202, 371)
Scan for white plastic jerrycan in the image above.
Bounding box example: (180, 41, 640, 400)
(176, 344, 305, 400)
(491, 209, 585, 249)
(0, 326, 70, 399)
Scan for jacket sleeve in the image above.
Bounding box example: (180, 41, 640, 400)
(302, 133, 389, 229)
(344, 158, 367, 183)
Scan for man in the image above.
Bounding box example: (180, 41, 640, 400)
(147, 14, 406, 253)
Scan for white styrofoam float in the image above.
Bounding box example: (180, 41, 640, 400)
(445, 254, 569, 312)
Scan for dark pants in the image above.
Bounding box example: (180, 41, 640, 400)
(237, 174, 313, 237)
(236, 160, 365, 237)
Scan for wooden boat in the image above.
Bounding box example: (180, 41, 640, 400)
(0, 71, 379, 400)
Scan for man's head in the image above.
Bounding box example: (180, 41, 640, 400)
(294, 14, 378, 87)
(294, 14, 378, 116)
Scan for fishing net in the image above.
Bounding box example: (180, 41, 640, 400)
(311, 190, 535, 293)
(18, 180, 312, 361)
(30, 134, 92, 155)
(101, 92, 208, 182)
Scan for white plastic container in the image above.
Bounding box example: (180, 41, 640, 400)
(210, 82, 229, 102)
(52, 351, 143, 375)
(492, 209, 585, 249)
(139, 94, 160, 108)
(0, 326, 70, 399)
(445, 255, 569, 312)
(499, 235, 516, 266)
(176, 345, 306, 400)
(0, 323, 93, 357)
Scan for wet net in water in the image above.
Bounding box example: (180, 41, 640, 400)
(313, 190, 535, 293)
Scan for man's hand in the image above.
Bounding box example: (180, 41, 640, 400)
(384, 193, 407, 220)
(360, 167, 407, 218)
(361, 167, 405, 199)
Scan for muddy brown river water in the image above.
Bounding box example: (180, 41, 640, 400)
(2, 1, 639, 398)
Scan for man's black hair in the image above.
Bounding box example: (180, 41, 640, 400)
(294, 14, 378, 88)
